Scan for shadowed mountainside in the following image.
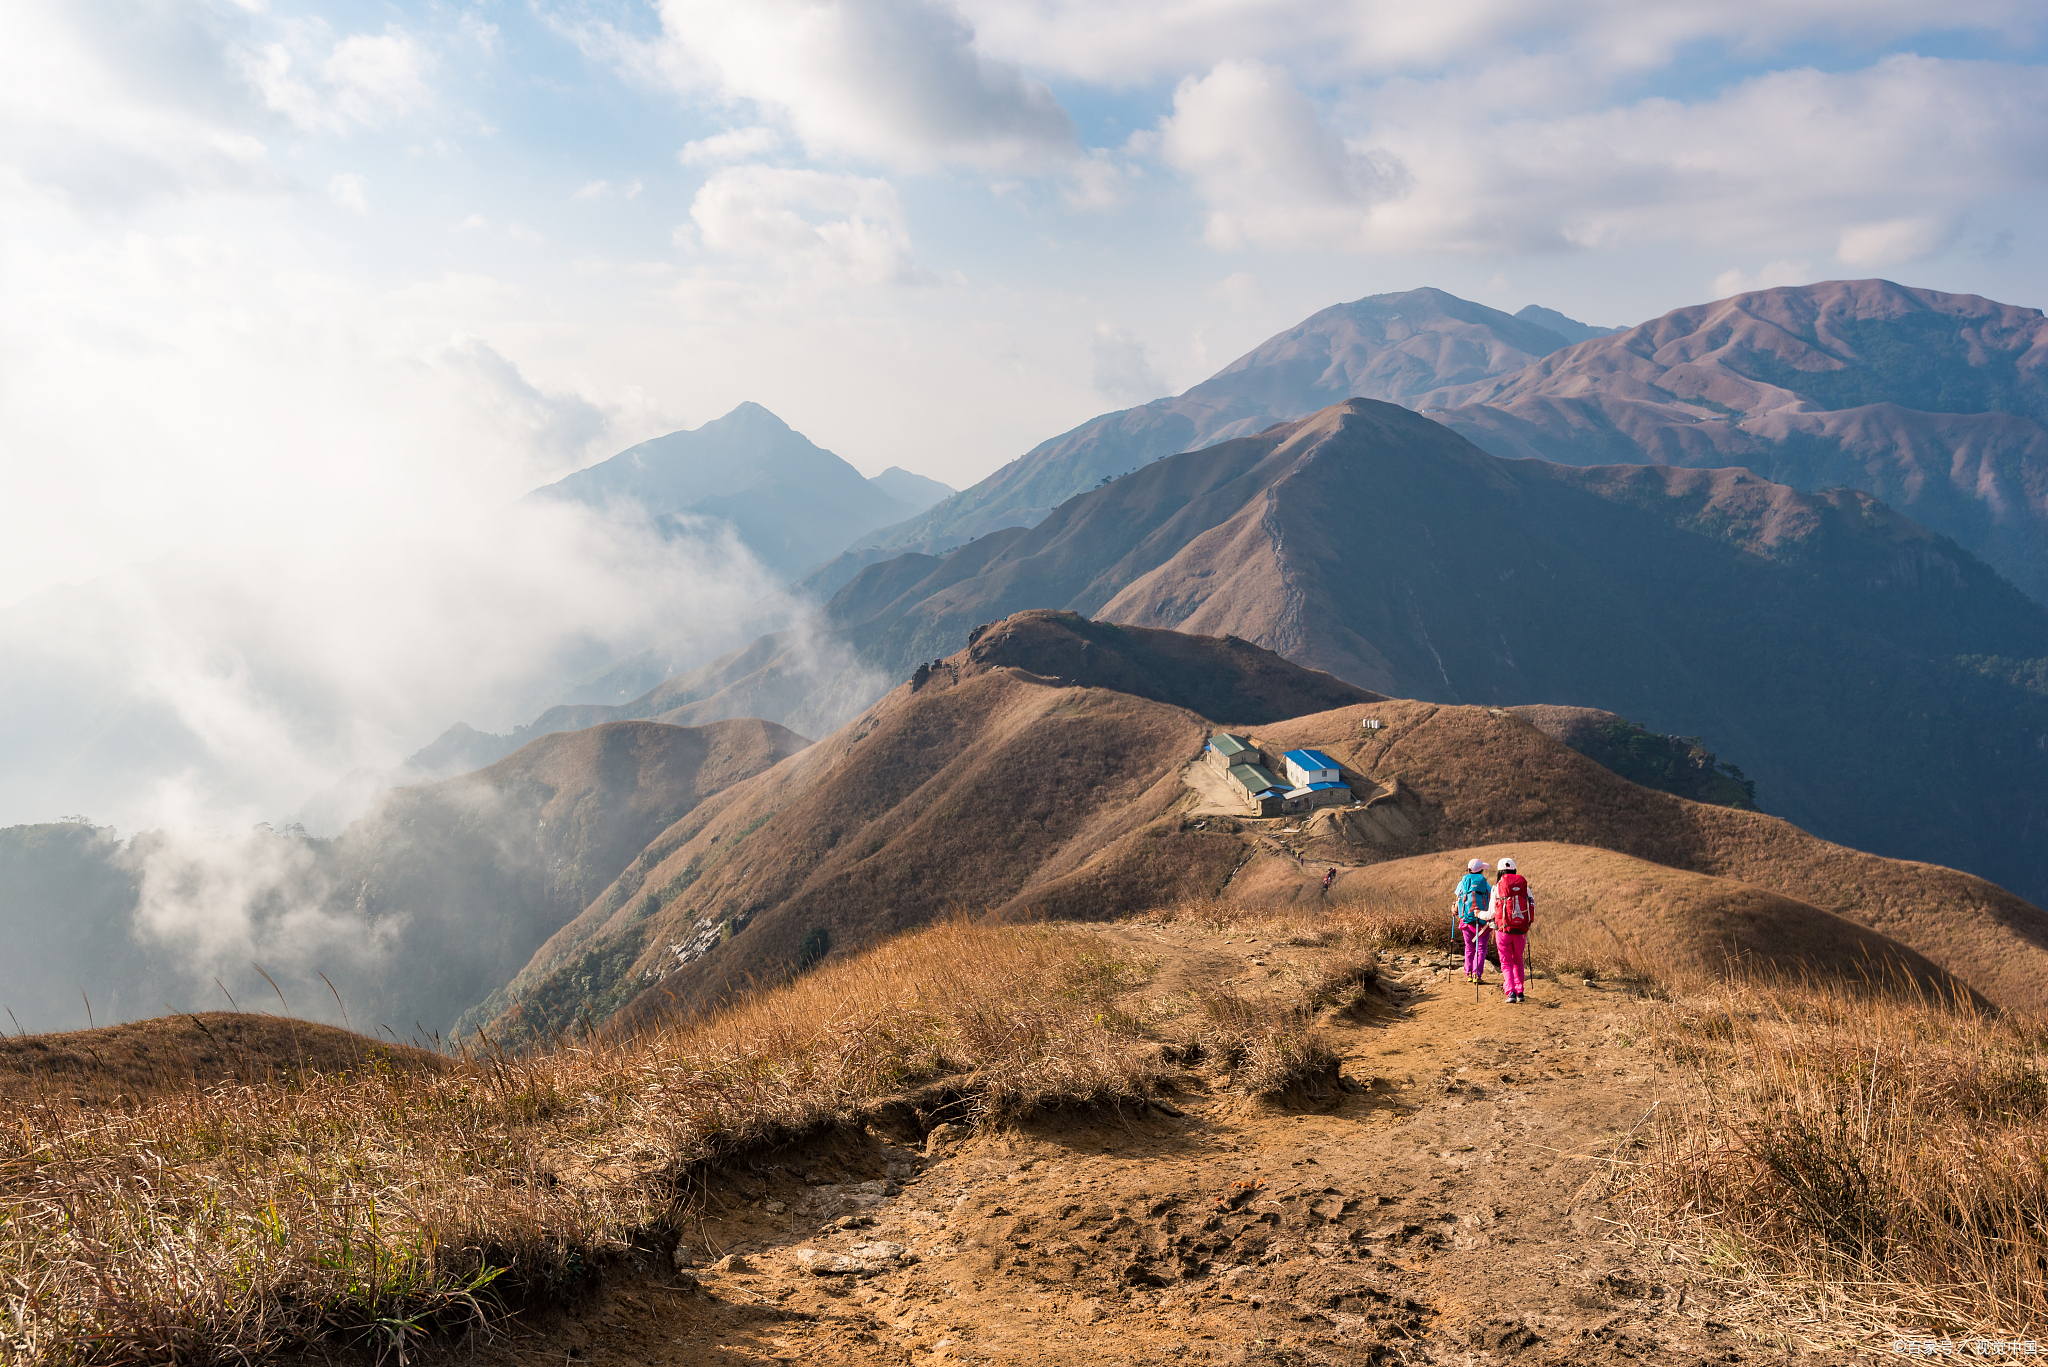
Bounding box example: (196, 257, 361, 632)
(475, 616, 2048, 1044)
(1426, 280, 2048, 602)
(1509, 705, 1755, 809)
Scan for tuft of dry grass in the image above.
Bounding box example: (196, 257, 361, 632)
(0, 919, 1176, 1365)
(1166, 993, 1340, 1097)
(1638, 978, 2048, 1343)
(1139, 887, 1455, 955)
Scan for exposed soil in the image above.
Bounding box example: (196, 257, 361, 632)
(450, 923, 1831, 1367)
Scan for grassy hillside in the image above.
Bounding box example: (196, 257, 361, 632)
(476, 616, 1381, 1042)
(1248, 698, 2048, 1013)
(0, 1011, 444, 1104)
(477, 615, 2048, 1047)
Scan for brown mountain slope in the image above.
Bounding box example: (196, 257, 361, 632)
(475, 616, 1381, 1041)
(1239, 699, 2048, 1013)
(1422, 280, 2048, 602)
(318, 717, 810, 1037)
(480, 617, 2045, 1043)
(0, 1012, 445, 1104)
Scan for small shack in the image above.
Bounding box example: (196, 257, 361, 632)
(1206, 733, 1260, 776)
(1280, 748, 1342, 788)
(1225, 761, 1286, 817)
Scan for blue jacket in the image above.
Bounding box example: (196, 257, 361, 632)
(1455, 872, 1492, 925)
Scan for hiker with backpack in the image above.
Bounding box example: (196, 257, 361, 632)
(1453, 859, 1494, 983)
(1490, 856, 1536, 1003)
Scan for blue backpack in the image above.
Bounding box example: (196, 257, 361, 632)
(1455, 873, 1491, 924)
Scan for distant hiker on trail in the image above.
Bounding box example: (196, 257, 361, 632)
(1321, 867, 1337, 896)
(1491, 857, 1536, 1003)
(1454, 859, 1493, 983)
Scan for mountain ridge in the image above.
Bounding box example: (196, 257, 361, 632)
(559, 399, 2048, 905)
(474, 613, 2048, 1046)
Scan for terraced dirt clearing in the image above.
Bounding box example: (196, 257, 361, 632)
(466, 923, 1812, 1366)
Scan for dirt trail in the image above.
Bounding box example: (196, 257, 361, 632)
(468, 925, 1792, 1366)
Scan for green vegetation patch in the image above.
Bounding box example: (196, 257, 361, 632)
(1570, 719, 1757, 810)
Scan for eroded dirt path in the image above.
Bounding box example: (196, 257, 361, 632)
(468, 925, 1780, 1366)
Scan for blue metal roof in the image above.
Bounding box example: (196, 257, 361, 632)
(1304, 781, 1347, 791)
(1282, 748, 1338, 770)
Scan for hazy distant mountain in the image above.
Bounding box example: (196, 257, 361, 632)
(0, 718, 807, 1035)
(857, 288, 1598, 553)
(1428, 281, 2048, 602)
(529, 402, 919, 580)
(643, 400, 2048, 906)
(1512, 304, 1625, 345)
(867, 466, 953, 511)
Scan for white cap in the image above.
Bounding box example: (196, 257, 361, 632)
(1468, 858, 1487, 872)
(1498, 857, 1516, 872)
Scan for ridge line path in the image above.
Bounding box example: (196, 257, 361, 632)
(472, 924, 1819, 1366)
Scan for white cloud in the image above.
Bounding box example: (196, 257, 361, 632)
(1711, 260, 1814, 298)
(1062, 151, 1139, 211)
(573, 178, 645, 201)
(0, 0, 283, 211)
(237, 28, 432, 133)
(679, 126, 784, 165)
(1151, 54, 2048, 260)
(957, 0, 2042, 86)
(327, 171, 367, 212)
(1090, 325, 1168, 404)
(651, 0, 1076, 170)
(1838, 215, 1961, 267)
(1159, 60, 1407, 251)
(688, 166, 924, 286)
(1377, 55, 2048, 255)
(325, 32, 431, 124)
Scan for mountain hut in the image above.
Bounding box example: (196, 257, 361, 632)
(1206, 732, 1261, 776)
(1225, 762, 1287, 817)
(1280, 748, 1342, 788)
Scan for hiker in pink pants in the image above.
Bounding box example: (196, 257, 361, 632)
(1490, 857, 1536, 1003)
(1452, 859, 1493, 982)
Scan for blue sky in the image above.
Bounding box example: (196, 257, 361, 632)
(3, 0, 2046, 607)
(1, 0, 2046, 829)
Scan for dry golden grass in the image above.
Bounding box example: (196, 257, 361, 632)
(1156, 880, 2048, 1344)
(0, 915, 1346, 1365)
(1138, 887, 1457, 956)
(1636, 979, 2048, 1345)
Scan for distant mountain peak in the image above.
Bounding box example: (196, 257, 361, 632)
(522, 402, 917, 578)
(710, 400, 793, 428)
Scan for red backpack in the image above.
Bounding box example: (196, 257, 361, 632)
(1494, 873, 1534, 933)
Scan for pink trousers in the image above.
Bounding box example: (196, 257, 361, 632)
(1458, 923, 1494, 978)
(1497, 932, 1527, 997)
